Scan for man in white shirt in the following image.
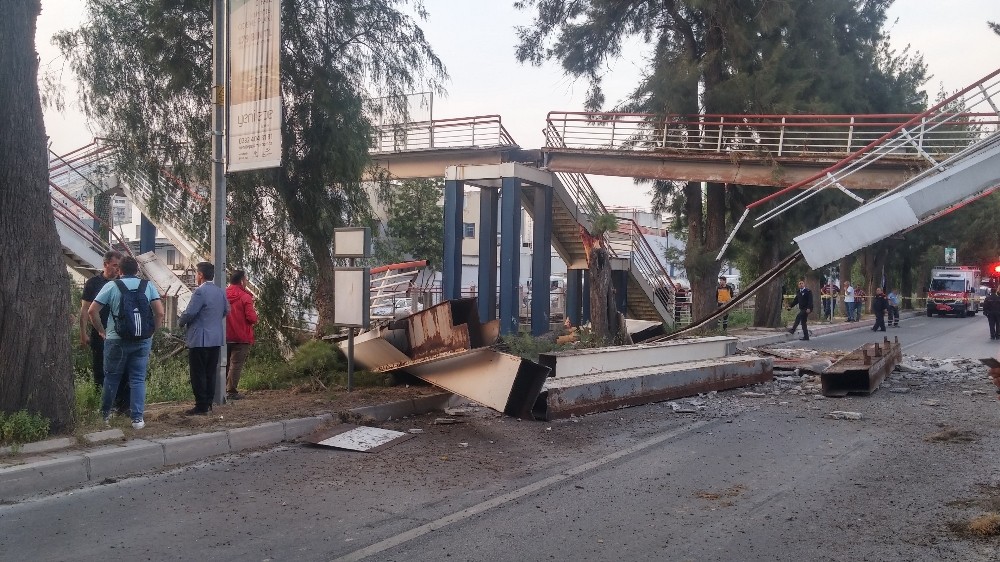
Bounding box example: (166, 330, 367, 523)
(844, 280, 856, 322)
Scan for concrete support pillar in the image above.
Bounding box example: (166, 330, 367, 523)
(139, 214, 157, 255)
(478, 187, 499, 321)
(530, 185, 553, 335)
(613, 269, 628, 314)
(498, 177, 522, 335)
(566, 269, 583, 327)
(442, 179, 465, 300)
(582, 270, 591, 324)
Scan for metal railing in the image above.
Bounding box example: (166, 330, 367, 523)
(545, 110, 1000, 161)
(371, 114, 518, 153)
(544, 124, 677, 320)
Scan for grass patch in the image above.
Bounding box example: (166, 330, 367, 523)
(0, 410, 51, 446)
(501, 330, 598, 361)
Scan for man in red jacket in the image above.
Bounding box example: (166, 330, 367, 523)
(225, 270, 258, 400)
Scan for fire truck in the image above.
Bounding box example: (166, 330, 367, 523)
(927, 266, 982, 317)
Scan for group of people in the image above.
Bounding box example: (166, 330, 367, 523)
(785, 279, 903, 341)
(82, 251, 258, 429)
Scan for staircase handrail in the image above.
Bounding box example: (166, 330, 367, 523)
(49, 180, 133, 258)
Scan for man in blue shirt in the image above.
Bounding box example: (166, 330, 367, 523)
(88, 255, 164, 430)
(179, 262, 230, 415)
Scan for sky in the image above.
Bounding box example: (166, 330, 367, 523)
(36, 0, 1000, 210)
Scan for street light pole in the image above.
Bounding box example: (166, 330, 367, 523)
(212, 0, 228, 405)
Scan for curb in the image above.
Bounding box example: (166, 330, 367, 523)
(736, 311, 922, 349)
(0, 392, 457, 502)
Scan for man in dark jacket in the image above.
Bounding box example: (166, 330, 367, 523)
(786, 279, 813, 341)
(870, 287, 888, 332)
(983, 288, 1000, 340)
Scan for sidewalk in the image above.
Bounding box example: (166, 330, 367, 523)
(0, 312, 918, 502)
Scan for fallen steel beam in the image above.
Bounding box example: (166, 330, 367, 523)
(820, 336, 902, 397)
(538, 336, 737, 378)
(535, 356, 773, 420)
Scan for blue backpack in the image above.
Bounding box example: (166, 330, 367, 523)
(113, 279, 155, 340)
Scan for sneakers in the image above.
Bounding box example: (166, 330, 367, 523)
(131, 419, 145, 430)
(103, 412, 113, 426)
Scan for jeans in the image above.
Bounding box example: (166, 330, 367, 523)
(845, 302, 856, 321)
(102, 338, 152, 420)
(92, 333, 129, 410)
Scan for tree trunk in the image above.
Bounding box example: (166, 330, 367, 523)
(310, 243, 336, 338)
(682, 182, 728, 324)
(587, 246, 614, 344)
(0, 0, 75, 431)
(753, 235, 784, 327)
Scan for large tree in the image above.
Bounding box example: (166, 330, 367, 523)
(0, 0, 75, 430)
(516, 0, 926, 327)
(56, 0, 446, 336)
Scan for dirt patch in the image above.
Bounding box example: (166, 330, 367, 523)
(90, 384, 444, 441)
(948, 513, 1000, 538)
(924, 428, 978, 443)
(695, 484, 746, 503)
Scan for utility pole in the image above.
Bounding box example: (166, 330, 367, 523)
(212, 0, 228, 405)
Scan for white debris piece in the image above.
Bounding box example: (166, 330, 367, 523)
(825, 411, 863, 421)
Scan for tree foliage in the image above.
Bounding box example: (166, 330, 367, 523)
(55, 0, 446, 335)
(1, 0, 74, 430)
(374, 178, 445, 268)
(516, 0, 926, 327)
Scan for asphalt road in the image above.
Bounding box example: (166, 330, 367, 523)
(3, 319, 1000, 561)
(787, 311, 1000, 359)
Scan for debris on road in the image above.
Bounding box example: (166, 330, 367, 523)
(820, 337, 902, 396)
(825, 411, 863, 420)
(303, 424, 414, 452)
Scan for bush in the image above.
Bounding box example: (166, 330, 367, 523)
(282, 340, 342, 382)
(0, 410, 51, 446)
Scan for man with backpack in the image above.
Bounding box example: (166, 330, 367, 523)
(179, 262, 230, 415)
(88, 255, 164, 430)
(79, 250, 129, 412)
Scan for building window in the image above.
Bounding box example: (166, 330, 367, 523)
(463, 222, 476, 239)
(166, 249, 176, 266)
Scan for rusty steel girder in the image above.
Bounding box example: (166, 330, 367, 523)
(821, 336, 902, 397)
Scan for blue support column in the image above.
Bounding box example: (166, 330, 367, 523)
(498, 177, 522, 335)
(582, 270, 591, 324)
(613, 270, 628, 314)
(139, 214, 157, 254)
(566, 269, 583, 327)
(478, 188, 499, 321)
(531, 185, 553, 335)
(442, 179, 465, 300)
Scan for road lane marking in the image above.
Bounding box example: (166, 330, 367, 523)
(332, 420, 711, 561)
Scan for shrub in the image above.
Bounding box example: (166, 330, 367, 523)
(282, 340, 342, 382)
(0, 410, 51, 446)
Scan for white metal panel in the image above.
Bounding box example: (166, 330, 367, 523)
(314, 426, 409, 452)
(795, 196, 919, 268)
(135, 251, 194, 313)
(333, 268, 369, 327)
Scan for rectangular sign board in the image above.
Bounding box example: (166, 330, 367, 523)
(334, 268, 370, 328)
(229, 0, 282, 172)
(334, 227, 372, 258)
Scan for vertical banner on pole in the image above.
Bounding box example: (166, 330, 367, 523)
(229, 0, 282, 172)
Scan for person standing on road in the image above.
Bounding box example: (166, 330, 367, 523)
(717, 276, 736, 331)
(844, 280, 856, 322)
(887, 287, 901, 327)
(179, 262, 230, 415)
(821, 281, 840, 321)
(225, 270, 258, 400)
(871, 288, 888, 332)
(80, 250, 129, 411)
(983, 288, 1000, 340)
(786, 279, 813, 341)
(88, 255, 164, 429)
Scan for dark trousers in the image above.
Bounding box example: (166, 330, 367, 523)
(888, 306, 899, 326)
(189, 346, 221, 411)
(92, 334, 129, 411)
(988, 313, 999, 339)
(873, 313, 887, 331)
(791, 309, 809, 338)
(717, 303, 729, 329)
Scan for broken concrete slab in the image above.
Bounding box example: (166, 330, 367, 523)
(535, 355, 773, 420)
(303, 424, 413, 452)
(538, 336, 737, 378)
